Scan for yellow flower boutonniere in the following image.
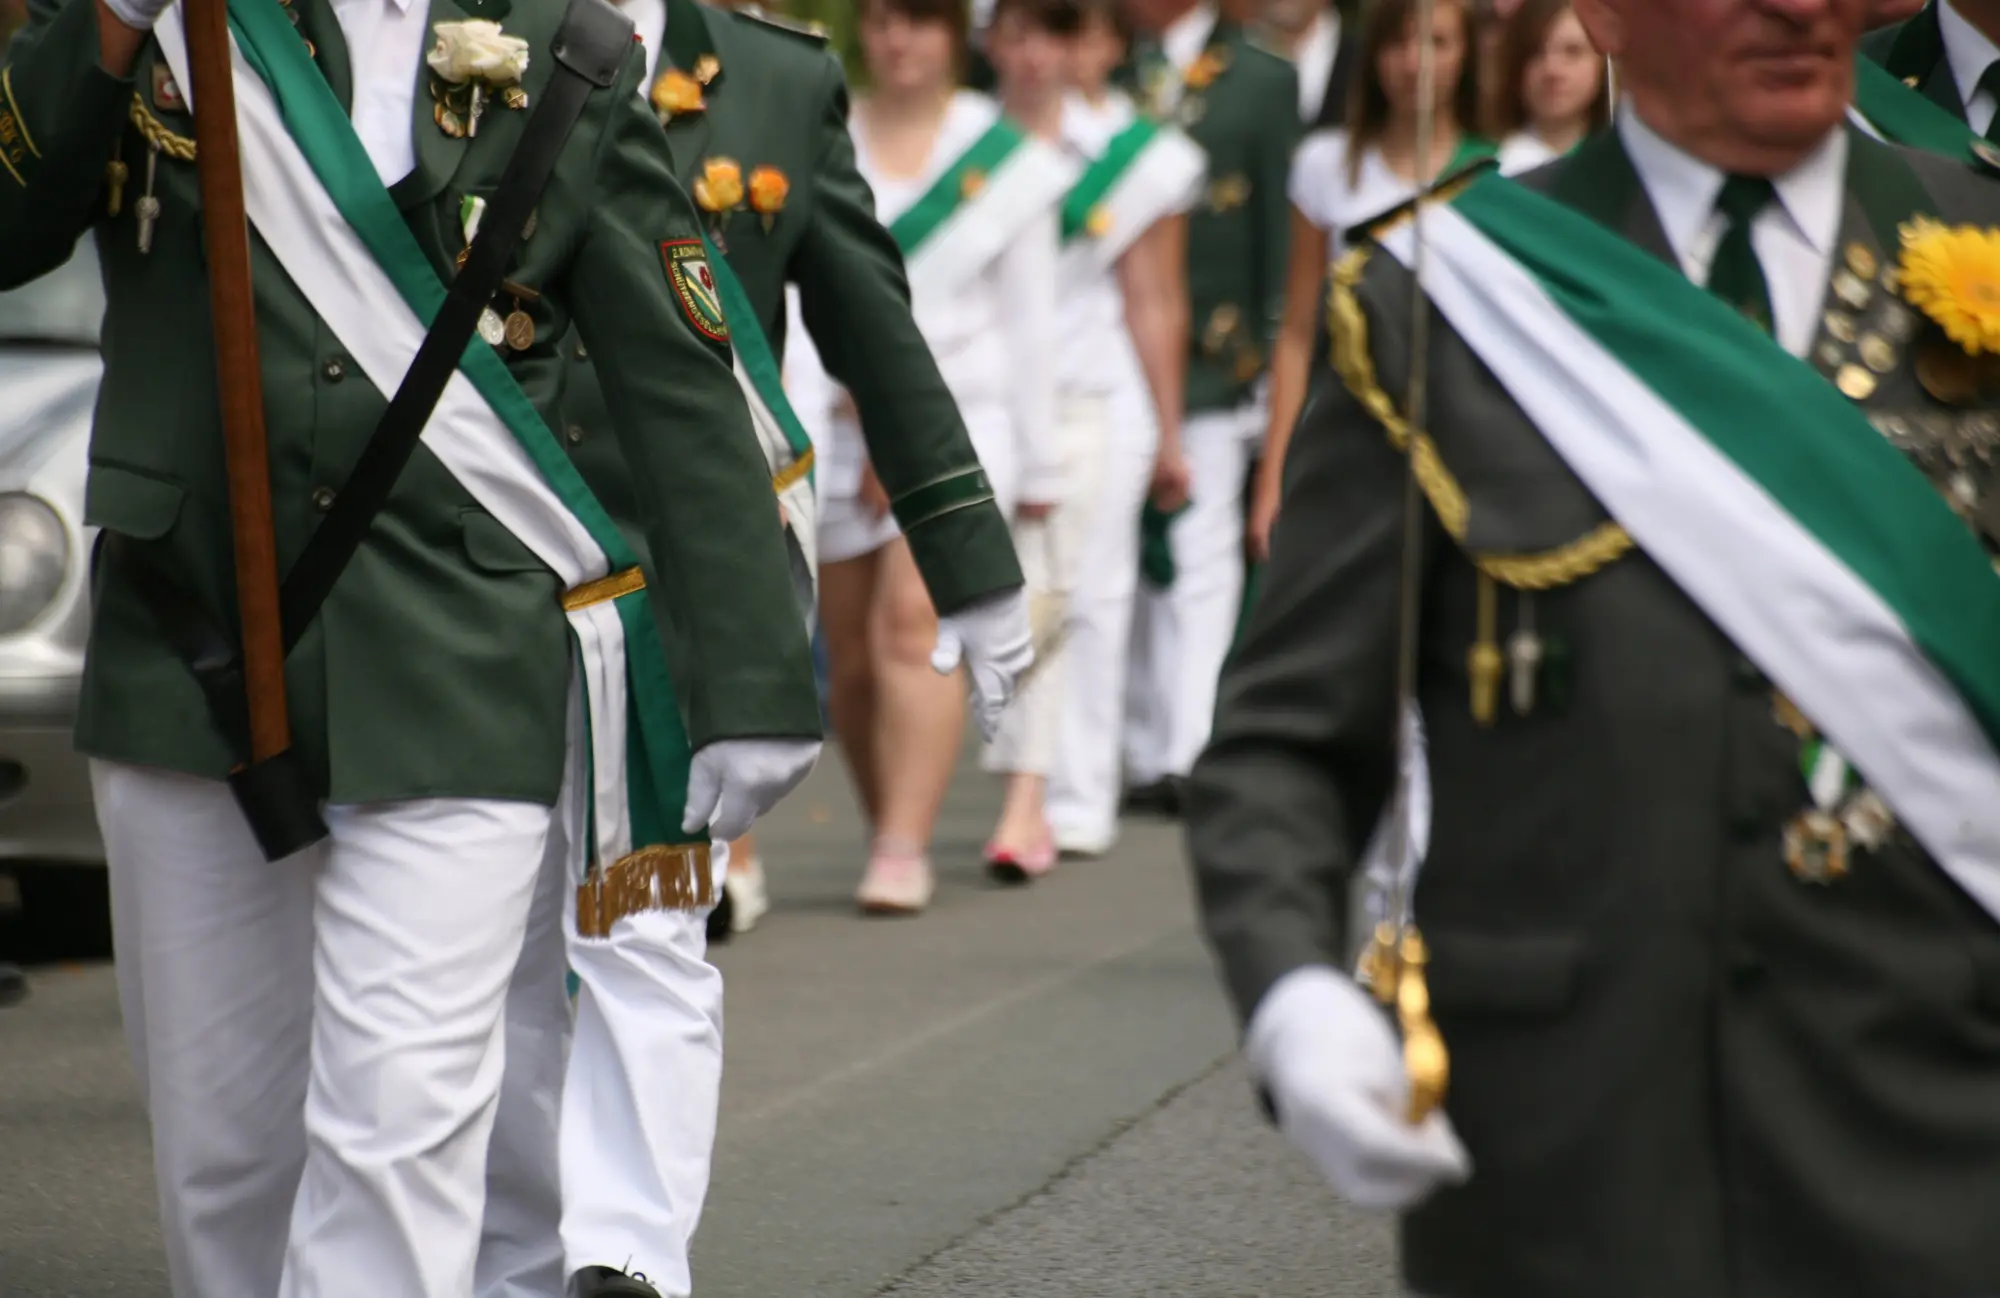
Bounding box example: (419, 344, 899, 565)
(960, 168, 987, 200)
(1898, 218, 2000, 355)
(749, 165, 789, 232)
(1185, 47, 1228, 91)
(1085, 206, 1112, 238)
(651, 69, 705, 121)
(694, 157, 745, 214)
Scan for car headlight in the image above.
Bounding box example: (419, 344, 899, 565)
(0, 493, 71, 635)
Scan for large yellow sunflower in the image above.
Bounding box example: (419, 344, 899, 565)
(1899, 218, 2000, 356)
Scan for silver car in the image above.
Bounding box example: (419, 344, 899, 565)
(0, 239, 102, 864)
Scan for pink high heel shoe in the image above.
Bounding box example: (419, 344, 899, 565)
(984, 835, 1056, 885)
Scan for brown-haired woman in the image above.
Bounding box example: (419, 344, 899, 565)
(1246, 0, 1482, 561)
(817, 0, 1074, 915)
(1490, 0, 1609, 174)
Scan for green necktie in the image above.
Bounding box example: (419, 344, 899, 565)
(1707, 174, 1777, 335)
(1982, 62, 2000, 141)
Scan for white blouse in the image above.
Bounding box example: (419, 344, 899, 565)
(1055, 92, 1138, 398)
(851, 92, 1065, 502)
(1286, 129, 1415, 258)
(1498, 130, 1561, 176)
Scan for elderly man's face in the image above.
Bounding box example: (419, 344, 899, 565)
(1577, 0, 1863, 169)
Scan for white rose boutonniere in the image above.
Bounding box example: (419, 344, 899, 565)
(427, 20, 531, 138)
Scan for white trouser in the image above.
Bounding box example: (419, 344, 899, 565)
(1124, 407, 1256, 784)
(478, 792, 725, 1298)
(1045, 377, 1160, 846)
(95, 759, 553, 1298)
(984, 391, 1113, 777)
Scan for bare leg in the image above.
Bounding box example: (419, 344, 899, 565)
(819, 550, 885, 824)
(988, 772, 1052, 856)
(867, 538, 966, 850)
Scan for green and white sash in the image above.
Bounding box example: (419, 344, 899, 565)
(703, 242, 818, 618)
(1371, 166, 2000, 921)
(154, 0, 700, 869)
(882, 92, 1078, 299)
(1848, 53, 1982, 161)
(1058, 116, 1205, 276)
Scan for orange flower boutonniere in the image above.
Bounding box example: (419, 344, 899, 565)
(651, 69, 705, 120)
(748, 165, 789, 231)
(1185, 47, 1229, 90)
(960, 168, 987, 200)
(1085, 206, 1112, 238)
(693, 157, 745, 213)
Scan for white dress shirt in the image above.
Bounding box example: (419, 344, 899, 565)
(1290, 7, 1340, 122)
(623, 0, 668, 88)
(330, 0, 431, 187)
(1619, 108, 1846, 360)
(1939, 0, 2000, 136)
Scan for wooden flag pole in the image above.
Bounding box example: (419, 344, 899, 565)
(184, 0, 292, 764)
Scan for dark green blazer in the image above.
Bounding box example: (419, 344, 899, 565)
(560, 0, 1022, 614)
(1189, 130, 2000, 1298)
(1142, 18, 1298, 415)
(1864, 2, 1973, 121)
(0, 0, 820, 805)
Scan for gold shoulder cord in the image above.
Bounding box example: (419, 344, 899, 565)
(130, 95, 197, 161)
(1326, 245, 1635, 591)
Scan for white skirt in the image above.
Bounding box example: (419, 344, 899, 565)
(817, 399, 1019, 565)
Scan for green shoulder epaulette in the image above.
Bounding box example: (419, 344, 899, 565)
(1349, 153, 1501, 246)
(734, 5, 829, 44)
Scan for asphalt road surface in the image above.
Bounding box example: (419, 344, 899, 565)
(0, 751, 1402, 1297)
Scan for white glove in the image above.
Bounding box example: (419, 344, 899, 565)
(104, 0, 177, 32)
(680, 738, 819, 841)
(1246, 965, 1472, 1211)
(930, 588, 1033, 742)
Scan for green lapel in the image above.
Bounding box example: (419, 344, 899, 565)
(291, 0, 353, 113)
(1883, 3, 1965, 120)
(1545, 128, 1672, 267)
(1845, 126, 1939, 249)
(390, 0, 490, 210)
(657, 0, 720, 185)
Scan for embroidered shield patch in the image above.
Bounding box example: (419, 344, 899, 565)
(660, 239, 730, 343)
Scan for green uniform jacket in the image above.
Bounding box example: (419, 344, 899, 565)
(1189, 132, 2000, 1297)
(0, 0, 820, 805)
(1863, 3, 1970, 120)
(560, 0, 1023, 614)
(1139, 19, 1297, 415)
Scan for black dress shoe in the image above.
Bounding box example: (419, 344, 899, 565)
(0, 963, 25, 1007)
(1120, 776, 1185, 818)
(570, 1265, 663, 1298)
(705, 888, 734, 945)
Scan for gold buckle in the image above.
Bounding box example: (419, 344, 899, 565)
(561, 566, 646, 612)
(574, 843, 714, 938)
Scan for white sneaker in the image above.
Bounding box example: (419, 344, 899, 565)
(726, 856, 770, 934)
(1053, 824, 1116, 858)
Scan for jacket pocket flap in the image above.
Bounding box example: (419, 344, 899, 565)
(460, 510, 551, 574)
(84, 463, 185, 540)
(1427, 931, 1586, 1016)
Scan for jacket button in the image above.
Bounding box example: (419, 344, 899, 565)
(573, 342, 589, 362)
(311, 486, 337, 512)
(322, 357, 347, 382)
(565, 424, 586, 446)
(1731, 655, 1765, 692)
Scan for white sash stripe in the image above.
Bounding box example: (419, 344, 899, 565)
(1380, 208, 2000, 922)
(1061, 129, 1207, 278)
(903, 137, 1079, 300)
(156, 11, 634, 871)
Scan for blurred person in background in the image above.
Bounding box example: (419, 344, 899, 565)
(1258, 0, 1354, 125)
(1247, 0, 1484, 561)
(1490, 0, 1610, 173)
(820, 0, 1072, 914)
(1863, 0, 2000, 130)
(1014, 0, 1200, 860)
(1118, 0, 1297, 816)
